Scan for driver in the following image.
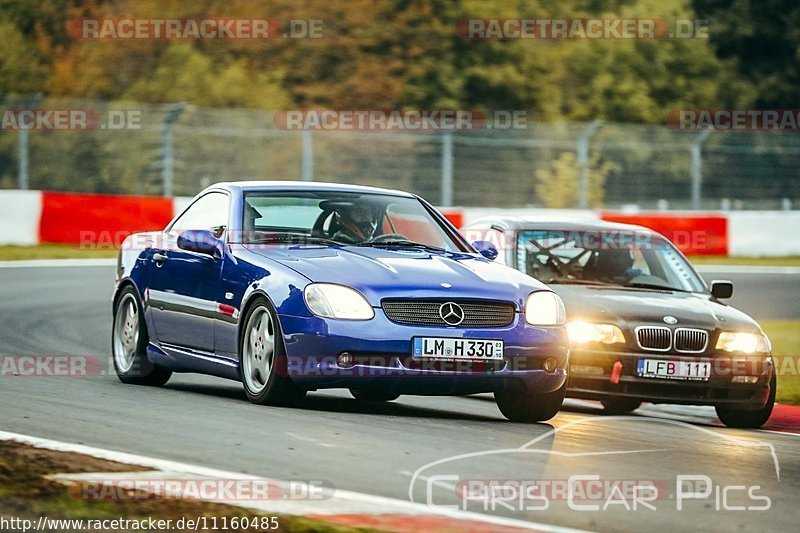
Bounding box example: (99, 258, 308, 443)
(331, 203, 379, 243)
(587, 249, 642, 282)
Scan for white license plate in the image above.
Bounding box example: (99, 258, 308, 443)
(637, 359, 710, 381)
(412, 337, 504, 360)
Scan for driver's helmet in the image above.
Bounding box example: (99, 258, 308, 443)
(334, 203, 378, 243)
(591, 249, 636, 281)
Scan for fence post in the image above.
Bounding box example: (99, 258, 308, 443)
(691, 129, 712, 210)
(577, 120, 603, 209)
(440, 132, 454, 207)
(161, 102, 186, 197)
(301, 130, 314, 181)
(18, 129, 29, 190)
(17, 94, 42, 190)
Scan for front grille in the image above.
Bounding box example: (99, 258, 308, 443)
(636, 326, 671, 351)
(381, 299, 515, 327)
(674, 328, 709, 353)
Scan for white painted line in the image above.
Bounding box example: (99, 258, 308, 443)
(285, 431, 336, 448)
(0, 430, 590, 533)
(760, 429, 800, 439)
(0, 258, 116, 268)
(695, 265, 800, 275)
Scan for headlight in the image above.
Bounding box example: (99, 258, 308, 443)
(304, 283, 374, 320)
(525, 291, 566, 326)
(567, 321, 626, 345)
(716, 331, 771, 353)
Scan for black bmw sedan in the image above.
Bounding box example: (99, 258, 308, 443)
(464, 217, 775, 428)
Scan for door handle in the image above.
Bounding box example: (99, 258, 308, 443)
(153, 252, 168, 262)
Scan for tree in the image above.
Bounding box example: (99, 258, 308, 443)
(693, 0, 800, 108)
(535, 151, 614, 208)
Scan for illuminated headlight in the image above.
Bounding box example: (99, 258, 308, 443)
(525, 291, 566, 326)
(715, 331, 771, 354)
(304, 283, 374, 320)
(567, 321, 626, 345)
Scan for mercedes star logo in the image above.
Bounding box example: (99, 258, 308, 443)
(439, 302, 465, 326)
(663, 315, 678, 325)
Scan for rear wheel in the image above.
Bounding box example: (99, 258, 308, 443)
(495, 382, 566, 423)
(112, 287, 171, 386)
(240, 299, 306, 406)
(349, 389, 400, 402)
(715, 373, 776, 429)
(601, 398, 642, 415)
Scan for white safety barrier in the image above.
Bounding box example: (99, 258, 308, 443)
(0, 190, 42, 245)
(728, 211, 800, 257)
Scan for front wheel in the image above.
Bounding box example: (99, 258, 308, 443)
(240, 299, 306, 406)
(112, 286, 171, 386)
(715, 373, 776, 429)
(495, 381, 566, 423)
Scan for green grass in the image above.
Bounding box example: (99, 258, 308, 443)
(0, 244, 118, 260)
(687, 255, 800, 266)
(760, 320, 800, 405)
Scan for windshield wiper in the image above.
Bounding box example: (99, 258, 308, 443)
(249, 233, 341, 246)
(356, 240, 447, 252)
(621, 282, 689, 292)
(545, 279, 614, 286)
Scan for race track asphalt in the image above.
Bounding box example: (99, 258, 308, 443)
(0, 265, 798, 532)
(696, 266, 800, 320)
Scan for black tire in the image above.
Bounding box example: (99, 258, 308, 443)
(350, 388, 400, 402)
(716, 373, 776, 429)
(495, 381, 567, 423)
(112, 286, 171, 386)
(239, 297, 306, 407)
(601, 398, 642, 415)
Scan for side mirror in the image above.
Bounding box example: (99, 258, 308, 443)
(472, 240, 498, 260)
(710, 280, 733, 299)
(178, 229, 221, 256)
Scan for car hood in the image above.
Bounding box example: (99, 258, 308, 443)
(247, 245, 548, 308)
(553, 284, 761, 331)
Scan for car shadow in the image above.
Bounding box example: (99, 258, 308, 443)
(298, 393, 501, 422)
(164, 381, 511, 423)
(463, 394, 731, 430)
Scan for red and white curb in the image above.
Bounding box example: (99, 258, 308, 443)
(0, 430, 590, 533)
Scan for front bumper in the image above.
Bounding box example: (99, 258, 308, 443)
(567, 349, 773, 410)
(275, 310, 569, 395)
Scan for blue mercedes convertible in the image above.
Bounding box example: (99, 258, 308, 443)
(112, 182, 569, 422)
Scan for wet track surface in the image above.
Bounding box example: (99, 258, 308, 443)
(0, 265, 798, 532)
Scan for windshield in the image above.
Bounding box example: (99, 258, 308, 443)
(517, 229, 707, 293)
(239, 191, 463, 252)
